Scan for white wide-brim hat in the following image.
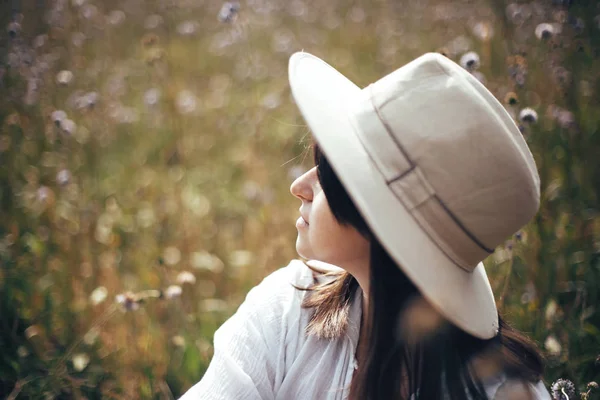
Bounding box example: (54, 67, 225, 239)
(288, 52, 540, 340)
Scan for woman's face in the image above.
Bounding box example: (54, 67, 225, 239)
(290, 166, 370, 268)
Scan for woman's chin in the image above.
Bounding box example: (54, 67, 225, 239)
(295, 238, 312, 260)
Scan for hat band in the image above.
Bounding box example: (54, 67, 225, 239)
(348, 85, 494, 272)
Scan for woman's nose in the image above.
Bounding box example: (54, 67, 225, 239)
(290, 170, 313, 201)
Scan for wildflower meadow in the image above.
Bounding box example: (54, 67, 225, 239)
(1, 0, 599, 398)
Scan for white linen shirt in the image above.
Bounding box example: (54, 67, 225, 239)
(180, 260, 551, 400)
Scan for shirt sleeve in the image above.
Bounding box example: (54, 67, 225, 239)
(179, 260, 310, 400)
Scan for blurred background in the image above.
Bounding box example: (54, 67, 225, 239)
(1, 0, 599, 398)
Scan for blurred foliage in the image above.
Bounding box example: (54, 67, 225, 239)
(0, 0, 599, 398)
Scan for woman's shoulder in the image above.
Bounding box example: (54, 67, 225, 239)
(232, 259, 315, 318)
(216, 258, 350, 347)
(250, 259, 313, 296)
(185, 260, 318, 400)
(486, 374, 551, 400)
(213, 260, 313, 343)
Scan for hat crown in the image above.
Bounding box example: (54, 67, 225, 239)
(351, 53, 540, 268)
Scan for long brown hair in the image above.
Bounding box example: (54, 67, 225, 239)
(296, 144, 544, 399)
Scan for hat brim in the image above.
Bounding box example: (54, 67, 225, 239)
(288, 52, 498, 340)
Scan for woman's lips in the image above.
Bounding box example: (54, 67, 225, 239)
(296, 216, 309, 228)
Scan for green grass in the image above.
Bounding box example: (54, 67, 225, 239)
(1, 0, 599, 398)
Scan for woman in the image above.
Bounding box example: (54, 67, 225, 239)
(180, 52, 551, 399)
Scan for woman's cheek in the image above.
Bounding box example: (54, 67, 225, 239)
(310, 208, 340, 259)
